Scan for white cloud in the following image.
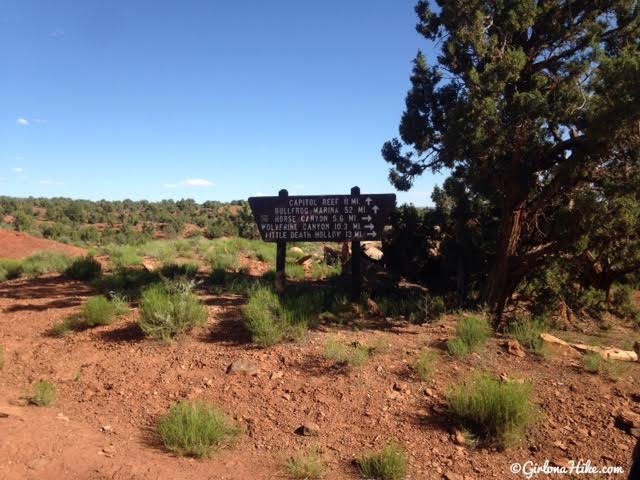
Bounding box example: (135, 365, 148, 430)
(16, 118, 29, 126)
(50, 28, 65, 38)
(32, 118, 48, 124)
(164, 178, 215, 189)
(38, 179, 64, 185)
(12, 167, 24, 173)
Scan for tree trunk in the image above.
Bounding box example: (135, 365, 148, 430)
(485, 205, 525, 326)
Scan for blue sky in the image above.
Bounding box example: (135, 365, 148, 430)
(1, 1, 444, 205)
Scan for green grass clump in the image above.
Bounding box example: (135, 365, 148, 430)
(160, 262, 199, 280)
(285, 449, 326, 479)
(76, 295, 128, 327)
(583, 352, 628, 380)
(356, 441, 407, 480)
(324, 339, 370, 368)
(139, 282, 208, 341)
(92, 267, 160, 299)
(0, 252, 73, 281)
(415, 350, 438, 380)
(28, 380, 57, 407)
(157, 400, 240, 457)
(52, 295, 129, 335)
(448, 374, 535, 448)
(106, 245, 144, 269)
(65, 256, 102, 281)
(242, 287, 324, 347)
(447, 314, 490, 358)
(509, 317, 546, 354)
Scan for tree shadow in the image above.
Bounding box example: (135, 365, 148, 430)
(4, 297, 85, 313)
(205, 315, 253, 345)
(0, 275, 93, 300)
(97, 322, 145, 343)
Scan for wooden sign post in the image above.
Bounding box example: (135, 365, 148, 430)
(248, 188, 396, 298)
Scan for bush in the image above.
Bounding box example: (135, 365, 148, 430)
(28, 380, 56, 406)
(447, 314, 490, 357)
(356, 441, 407, 480)
(139, 282, 208, 341)
(65, 256, 102, 281)
(583, 352, 628, 380)
(448, 374, 535, 447)
(157, 401, 240, 457)
(160, 262, 198, 280)
(0, 252, 73, 281)
(285, 449, 326, 479)
(74, 295, 128, 328)
(242, 287, 324, 347)
(415, 350, 438, 380)
(324, 339, 370, 368)
(508, 317, 546, 354)
(611, 284, 640, 325)
(92, 267, 160, 299)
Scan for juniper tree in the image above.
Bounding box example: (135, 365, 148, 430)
(383, 0, 640, 323)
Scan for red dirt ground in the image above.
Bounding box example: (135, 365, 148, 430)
(0, 229, 86, 260)
(1, 273, 639, 479)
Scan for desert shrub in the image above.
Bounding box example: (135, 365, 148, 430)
(28, 380, 56, 407)
(324, 339, 370, 368)
(447, 314, 490, 357)
(0, 259, 23, 281)
(0, 252, 73, 281)
(356, 441, 407, 480)
(376, 295, 422, 319)
(508, 317, 546, 354)
(92, 267, 160, 298)
(157, 400, 240, 457)
(160, 262, 198, 280)
(582, 352, 628, 380)
(242, 287, 324, 347)
(74, 295, 129, 328)
(65, 256, 102, 280)
(50, 320, 74, 337)
(285, 449, 326, 479)
(139, 282, 207, 341)
(421, 295, 447, 323)
(415, 350, 438, 380)
(448, 374, 535, 447)
(611, 284, 640, 325)
(107, 245, 144, 270)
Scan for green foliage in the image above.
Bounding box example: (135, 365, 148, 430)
(106, 245, 144, 269)
(447, 314, 490, 357)
(28, 380, 56, 407)
(582, 352, 628, 380)
(160, 262, 199, 280)
(324, 339, 370, 368)
(92, 267, 160, 299)
(65, 256, 102, 281)
(356, 441, 407, 480)
(242, 287, 324, 347)
(383, 0, 640, 320)
(0, 252, 73, 281)
(414, 350, 438, 380)
(285, 449, 326, 480)
(76, 295, 128, 327)
(448, 374, 535, 447)
(508, 317, 546, 355)
(157, 401, 240, 458)
(139, 282, 208, 341)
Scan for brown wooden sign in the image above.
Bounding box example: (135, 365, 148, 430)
(249, 192, 396, 242)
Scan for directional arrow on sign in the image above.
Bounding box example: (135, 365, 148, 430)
(364, 223, 374, 230)
(366, 231, 376, 238)
(372, 205, 380, 214)
(365, 197, 373, 206)
(361, 215, 372, 222)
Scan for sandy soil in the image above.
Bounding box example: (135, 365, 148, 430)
(1, 273, 639, 479)
(0, 230, 86, 260)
